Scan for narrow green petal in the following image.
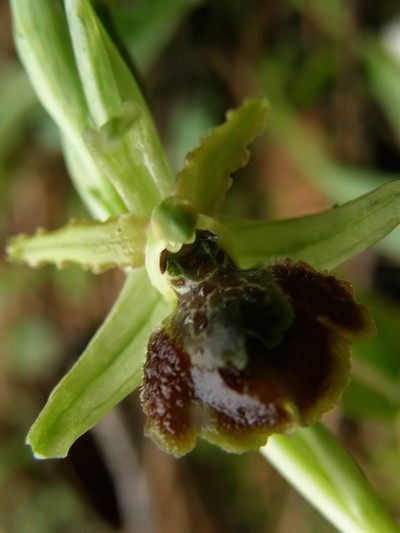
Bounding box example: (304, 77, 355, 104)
(175, 98, 269, 216)
(221, 180, 400, 269)
(262, 425, 398, 533)
(7, 214, 149, 272)
(26, 268, 172, 459)
(65, 0, 174, 214)
(151, 196, 198, 245)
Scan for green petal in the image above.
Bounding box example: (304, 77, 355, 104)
(175, 98, 269, 216)
(221, 180, 400, 269)
(26, 268, 171, 459)
(65, 0, 174, 214)
(7, 214, 149, 272)
(262, 425, 398, 533)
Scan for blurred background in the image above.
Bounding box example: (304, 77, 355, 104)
(1, 0, 400, 531)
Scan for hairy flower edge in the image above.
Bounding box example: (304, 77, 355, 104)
(141, 231, 374, 457)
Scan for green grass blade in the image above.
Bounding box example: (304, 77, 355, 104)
(221, 180, 400, 269)
(262, 432, 357, 532)
(26, 268, 171, 458)
(262, 425, 398, 532)
(7, 214, 149, 272)
(175, 98, 269, 216)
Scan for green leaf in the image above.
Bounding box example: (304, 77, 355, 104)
(27, 268, 172, 458)
(65, 0, 174, 214)
(10, 0, 124, 218)
(262, 424, 398, 533)
(7, 214, 149, 272)
(175, 98, 269, 216)
(221, 180, 400, 269)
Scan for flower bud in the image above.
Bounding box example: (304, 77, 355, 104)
(142, 231, 374, 456)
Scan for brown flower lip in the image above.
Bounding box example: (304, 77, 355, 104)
(142, 231, 374, 457)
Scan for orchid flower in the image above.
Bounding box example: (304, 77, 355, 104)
(7, 1, 400, 531)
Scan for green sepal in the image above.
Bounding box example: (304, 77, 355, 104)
(175, 98, 269, 216)
(65, 0, 174, 214)
(221, 180, 400, 269)
(7, 214, 149, 272)
(60, 133, 125, 218)
(10, 0, 124, 219)
(26, 268, 172, 459)
(11, 0, 87, 140)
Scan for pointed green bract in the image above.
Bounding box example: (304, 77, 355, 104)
(175, 98, 269, 216)
(7, 214, 149, 272)
(26, 268, 172, 459)
(65, 0, 174, 214)
(221, 180, 400, 269)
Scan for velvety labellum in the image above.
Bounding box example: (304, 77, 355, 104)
(142, 231, 374, 457)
